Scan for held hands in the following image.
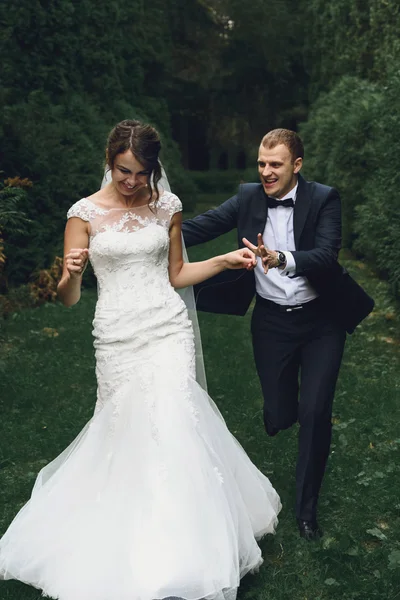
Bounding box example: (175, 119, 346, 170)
(242, 233, 281, 274)
(223, 248, 257, 271)
(66, 248, 89, 279)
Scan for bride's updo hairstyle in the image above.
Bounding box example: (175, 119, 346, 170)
(106, 119, 163, 202)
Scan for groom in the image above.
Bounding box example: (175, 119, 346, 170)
(182, 129, 374, 540)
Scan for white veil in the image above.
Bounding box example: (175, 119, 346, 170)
(101, 166, 208, 392)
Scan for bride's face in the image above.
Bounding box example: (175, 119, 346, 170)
(112, 150, 150, 197)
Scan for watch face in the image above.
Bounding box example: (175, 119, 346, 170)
(278, 252, 286, 264)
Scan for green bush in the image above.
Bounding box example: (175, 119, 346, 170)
(0, 179, 32, 292)
(1, 91, 108, 285)
(353, 69, 400, 297)
(299, 68, 400, 299)
(299, 76, 381, 248)
(1, 92, 196, 286)
(303, 0, 400, 99)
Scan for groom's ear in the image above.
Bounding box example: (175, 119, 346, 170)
(293, 157, 303, 174)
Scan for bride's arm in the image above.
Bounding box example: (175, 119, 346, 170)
(57, 218, 90, 307)
(168, 212, 256, 290)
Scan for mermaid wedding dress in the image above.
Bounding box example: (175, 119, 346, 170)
(0, 191, 281, 600)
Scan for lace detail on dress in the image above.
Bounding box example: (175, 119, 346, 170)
(101, 212, 168, 235)
(156, 193, 182, 218)
(67, 198, 108, 222)
(67, 192, 183, 239)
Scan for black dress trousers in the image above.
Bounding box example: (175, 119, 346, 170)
(251, 295, 346, 521)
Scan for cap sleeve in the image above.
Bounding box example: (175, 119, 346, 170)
(67, 198, 93, 222)
(156, 192, 183, 222)
(168, 194, 183, 218)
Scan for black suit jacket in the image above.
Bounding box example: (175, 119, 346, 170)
(182, 174, 374, 333)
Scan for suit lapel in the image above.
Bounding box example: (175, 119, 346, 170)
(294, 174, 311, 248)
(251, 184, 268, 239)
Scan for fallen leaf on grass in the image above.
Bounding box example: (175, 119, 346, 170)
(385, 312, 396, 321)
(346, 546, 359, 556)
(324, 578, 339, 586)
(378, 335, 397, 345)
(362, 540, 381, 552)
(366, 528, 387, 541)
(42, 327, 59, 338)
(322, 536, 336, 549)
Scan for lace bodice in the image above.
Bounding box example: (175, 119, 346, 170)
(67, 192, 182, 238)
(67, 192, 182, 312)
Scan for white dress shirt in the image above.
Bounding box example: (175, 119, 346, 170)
(255, 183, 318, 306)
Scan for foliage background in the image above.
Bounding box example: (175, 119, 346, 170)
(1, 1, 400, 598)
(1, 0, 400, 299)
(299, 0, 400, 294)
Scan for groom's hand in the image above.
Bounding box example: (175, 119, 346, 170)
(242, 233, 271, 274)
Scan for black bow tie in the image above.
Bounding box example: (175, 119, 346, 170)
(267, 197, 294, 208)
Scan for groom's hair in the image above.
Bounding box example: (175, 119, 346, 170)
(261, 129, 304, 163)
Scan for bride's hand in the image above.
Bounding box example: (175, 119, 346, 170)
(223, 248, 257, 271)
(66, 248, 89, 279)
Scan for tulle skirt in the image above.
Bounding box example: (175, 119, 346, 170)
(0, 324, 281, 600)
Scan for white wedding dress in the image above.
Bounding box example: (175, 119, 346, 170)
(0, 191, 281, 600)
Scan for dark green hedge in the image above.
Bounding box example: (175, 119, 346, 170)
(1, 93, 197, 287)
(0, 0, 198, 288)
(353, 69, 400, 298)
(299, 76, 381, 248)
(299, 71, 400, 297)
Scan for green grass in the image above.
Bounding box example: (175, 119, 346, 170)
(1, 200, 400, 599)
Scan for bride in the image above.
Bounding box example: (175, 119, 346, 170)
(0, 120, 281, 600)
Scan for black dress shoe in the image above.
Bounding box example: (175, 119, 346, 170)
(297, 519, 323, 541)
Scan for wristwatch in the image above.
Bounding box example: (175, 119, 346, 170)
(276, 251, 287, 268)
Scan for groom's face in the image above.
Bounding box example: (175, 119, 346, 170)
(257, 143, 302, 199)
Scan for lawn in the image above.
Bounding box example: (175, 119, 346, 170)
(0, 197, 400, 599)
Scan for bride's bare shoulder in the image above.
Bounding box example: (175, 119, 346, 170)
(86, 186, 114, 208)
